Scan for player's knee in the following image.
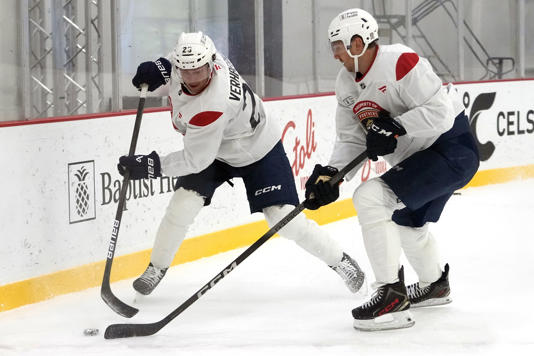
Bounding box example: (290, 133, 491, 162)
(263, 205, 304, 241)
(263, 204, 290, 225)
(353, 178, 387, 211)
(164, 188, 204, 226)
(353, 178, 397, 225)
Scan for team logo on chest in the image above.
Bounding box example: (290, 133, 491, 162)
(353, 100, 385, 123)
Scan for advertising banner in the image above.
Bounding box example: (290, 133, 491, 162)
(454, 80, 534, 169)
(1, 79, 533, 285)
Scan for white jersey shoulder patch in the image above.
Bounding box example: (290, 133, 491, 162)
(335, 68, 359, 108)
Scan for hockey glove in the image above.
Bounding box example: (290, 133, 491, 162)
(365, 111, 407, 161)
(304, 164, 341, 210)
(132, 57, 171, 92)
(118, 151, 162, 180)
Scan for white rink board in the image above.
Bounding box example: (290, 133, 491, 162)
(1, 79, 534, 285)
(454, 80, 534, 168)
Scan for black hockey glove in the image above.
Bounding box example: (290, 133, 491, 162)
(118, 151, 161, 180)
(365, 111, 407, 161)
(132, 57, 171, 92)
(304, 164, 341, 210)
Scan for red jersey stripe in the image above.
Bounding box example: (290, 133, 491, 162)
(396, 52, 419, 81)
(189, 111, 223, 126)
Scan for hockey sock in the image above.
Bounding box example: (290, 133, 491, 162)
(398, 224, 442, 286)
(150, 188, 204, 268)
(353, 178, 404, 286)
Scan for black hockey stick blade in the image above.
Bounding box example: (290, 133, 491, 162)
(105, 320, 161, 339)
(100, 84, 148, 318)
(104, 151, 368, 338)
(101, 277, 139, 318)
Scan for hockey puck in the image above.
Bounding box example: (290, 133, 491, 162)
(83, 328, 99, 336)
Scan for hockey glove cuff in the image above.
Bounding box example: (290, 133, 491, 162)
(118, 151, 162, 180)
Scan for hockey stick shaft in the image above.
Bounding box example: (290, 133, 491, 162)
(104, 150, 368, 338)
(101, 84, 148, 318)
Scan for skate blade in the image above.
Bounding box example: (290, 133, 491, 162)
(353, 310, 415, 331)
(411, 296, 452, 308)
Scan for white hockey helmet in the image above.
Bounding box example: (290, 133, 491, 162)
(328, 8, 378, 70)
(170, 31, 216, 70)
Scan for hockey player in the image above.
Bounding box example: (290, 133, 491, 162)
(304, 9, 479, 331)
(118, 32, 366, 297)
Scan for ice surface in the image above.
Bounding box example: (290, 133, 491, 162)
(1, 179, 533, 356)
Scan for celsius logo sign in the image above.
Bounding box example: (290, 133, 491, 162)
(68, 160, 96, 224)
(464, 91, 496, 161)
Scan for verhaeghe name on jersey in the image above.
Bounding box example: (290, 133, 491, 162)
(224, 57, 242, 101)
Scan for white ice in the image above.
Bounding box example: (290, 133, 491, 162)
(1, 179, 533, 356)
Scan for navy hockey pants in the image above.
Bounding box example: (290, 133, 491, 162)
(381, 112, 480, 228)
(174, 141, 299, 213)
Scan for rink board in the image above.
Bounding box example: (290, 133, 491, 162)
(1, 79, 534, 312)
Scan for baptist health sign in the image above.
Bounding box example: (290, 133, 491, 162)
(68, 160, 96, 224)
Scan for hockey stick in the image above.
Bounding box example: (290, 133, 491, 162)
(104, 150, 368, 338)
(101, 84, 148, 318)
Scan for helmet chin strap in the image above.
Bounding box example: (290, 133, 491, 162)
(347, 42, 369, 75)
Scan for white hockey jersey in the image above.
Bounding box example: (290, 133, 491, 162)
(160, 53, 280, 177)
(328, 44, 465, 179)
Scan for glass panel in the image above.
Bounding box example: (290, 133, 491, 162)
(0, 0, 531, 122)
(0, 1, 21, 121)
(118, 0, 229, 109)
(461, 0, 517, 80)
(526, 0, 534, 77)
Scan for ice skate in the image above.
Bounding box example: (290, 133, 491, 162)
(133, 262, 168, 295)
(407, 263, 452, 308)
(331, 252, 367, 295)
(352, 266, 414, 331)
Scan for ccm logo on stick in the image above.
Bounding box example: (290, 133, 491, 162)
(255, 185, 282, 196)
(196, 261, 238, 298)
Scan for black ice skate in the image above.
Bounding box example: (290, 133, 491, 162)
(407, 263, 452, 308)
(352, 266, 414, 331)
(331, 252, 367, 294)
(133, 262, 168, 295)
